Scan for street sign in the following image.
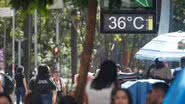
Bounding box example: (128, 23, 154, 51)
(100, 13, 156, 34)
(101, 0, 155, 9)
(136, 0, 153, 7)
(49, 0, 64, 9)
(0, 8, 13, 17)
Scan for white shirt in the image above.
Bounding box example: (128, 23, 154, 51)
(0, 70, 4, 92)
(52, 78, 65, 91)
(86, 81, 113, 104)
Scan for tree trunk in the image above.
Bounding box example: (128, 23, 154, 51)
(71, 19, 78, 84)
(23, 15, 32, 80)
(121, 35, 129, 69)
(129, 35, 138, 67)
(75, 0, 98, 103)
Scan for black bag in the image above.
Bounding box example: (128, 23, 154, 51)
(0, 73, 14, 95)
(55, 79, 64, 103)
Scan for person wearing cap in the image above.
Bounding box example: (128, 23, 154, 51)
(148, 58, 172, 80)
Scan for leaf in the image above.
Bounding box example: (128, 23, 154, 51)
(109, 0, 122, 10)
(9, 0, 54, 16)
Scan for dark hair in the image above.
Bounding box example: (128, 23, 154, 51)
(58, 96, 77, 104)
(152, 82, 169, 95)
(37, 64, 50, 79)
(15, 66, 24, 75)
(112, 88, 132, 104)
(91, 60, 117, 90)
(0, 93, 13, 104)
(181, 56, 185, 68)
(155, 58, 165, 69)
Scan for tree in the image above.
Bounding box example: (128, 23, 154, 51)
(71, 9, 78, 83)
(9, 0, 54, 78)
(74, 0, 97, 103)
(172, 0, 185, 31)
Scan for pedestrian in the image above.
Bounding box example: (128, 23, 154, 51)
(29, 64, 56, 104)
(173, 56, 185, 78)
(0, 69, 4, 93)
(0, 69, 14, 96)
(86, 60, 117, 104)
(52, 70, 66, 103)
(145, 82, 169, 104)
(14, 66, 29, 104)
(116, 64, 122, 74)
(124, 67, 132, 73)
(163, 59, 185, 104)
(0, 93, 13, 104)
(112, 88, 132, 104)
(148, 58, 172, 80)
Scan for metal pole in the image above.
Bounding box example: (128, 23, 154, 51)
(34, 9, 38, 68)
(158, 0, 170, 34)
(3, 19, 6, 70)
(56, 16, 60, 70)
(3, 0, 7, 71)
(12, 9, 15, 78)
(18, 40, 21, 66)
(56, 16, 59, 45)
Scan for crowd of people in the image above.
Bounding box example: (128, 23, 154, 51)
(0, 57, 184, 104)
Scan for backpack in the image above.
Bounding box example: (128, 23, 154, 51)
(0, 73, 14, 95)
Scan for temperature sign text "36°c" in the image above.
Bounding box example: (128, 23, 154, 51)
(108, 16, 145, 30)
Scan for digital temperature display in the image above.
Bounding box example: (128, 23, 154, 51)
(100, 13, 156, 34)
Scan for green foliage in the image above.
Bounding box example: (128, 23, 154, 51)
(109, 0, 121, 10)
(10, 27, 24, 40)
(71, 0, 88, 8)
(172, 0, 185, 31)
(9, 0, 54, 16)
(0, 0, 5, 7)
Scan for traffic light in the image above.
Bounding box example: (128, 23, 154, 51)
(53, 47, 59, 58)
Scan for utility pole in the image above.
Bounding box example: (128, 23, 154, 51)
(34, 9, 38, 68)
(3, 18, 6, 70)
(3, 0, 7, 71)
(18, 40, 21, 66)
(12, 9, 15, 78)
(49, 0, 63, 71)
(56, 15, 60, 71)
(158, 0, 171, 34)
(16, 39, 24, 66)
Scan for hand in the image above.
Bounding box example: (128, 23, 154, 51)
(25, 90, 30, 95)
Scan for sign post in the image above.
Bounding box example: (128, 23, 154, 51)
(49, 0, 64, 71)
(12, 9, 15, 78)
(34, 9, 38, 68)
(100, 0, 157, 34)
(0, 8, 14, 77)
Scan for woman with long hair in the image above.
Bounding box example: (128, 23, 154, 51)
(86, 60, 117, 104)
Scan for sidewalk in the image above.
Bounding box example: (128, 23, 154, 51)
(10, 94, 23, 104)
